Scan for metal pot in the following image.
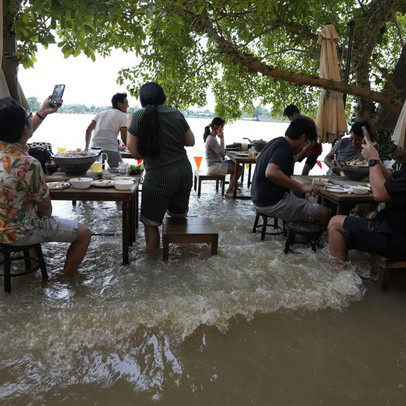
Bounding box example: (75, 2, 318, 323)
(244, 138, 267, 153)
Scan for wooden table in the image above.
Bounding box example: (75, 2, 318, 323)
(226, 151, 257, 199)
(46, 176, 140, 264)
(120, 150, 133, 159)
(293, 175, 376, 214)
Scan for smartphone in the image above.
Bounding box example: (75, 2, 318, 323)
(49, 84, 65, 107)
(362, 126, 371, 142)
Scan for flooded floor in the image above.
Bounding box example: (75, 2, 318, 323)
(1, 184, 406, 405)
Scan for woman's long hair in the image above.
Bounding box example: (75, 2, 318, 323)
(137, 82, 166, 158)
(203, 117, 225, 142)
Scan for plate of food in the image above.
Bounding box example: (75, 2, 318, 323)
(312, 178, 330, 186)
(46, 181, 70, 190)
(91, 180, 114, 188)
(325, 186, 349, 194)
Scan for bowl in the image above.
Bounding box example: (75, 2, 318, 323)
(69, 177, 93, 189)
(113, 179, 133, 190)
(350, 185, 370, 195)
(340, 165, 369, 181)
(53, 154, 98, 175)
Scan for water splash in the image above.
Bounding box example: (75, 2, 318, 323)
(0, 186, 370, 401)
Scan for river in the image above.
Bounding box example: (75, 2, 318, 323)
(1, 114, 406, 405)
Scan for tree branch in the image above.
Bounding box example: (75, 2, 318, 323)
(197, 13, 402, 114)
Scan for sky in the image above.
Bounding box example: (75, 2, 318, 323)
(18, 44, 215, 109)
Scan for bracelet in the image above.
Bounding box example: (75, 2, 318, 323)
(36, 112, 45, 120)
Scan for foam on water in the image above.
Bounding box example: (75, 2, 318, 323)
(0, 185, 372, 402)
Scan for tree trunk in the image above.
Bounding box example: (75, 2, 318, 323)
(350, 0, 399, 124)
(376, 44, 406, 135)
(2, 7, 20, 102)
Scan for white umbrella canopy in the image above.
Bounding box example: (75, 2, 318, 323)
(315, 24, 348, 144)
(392, 99, 406, 150)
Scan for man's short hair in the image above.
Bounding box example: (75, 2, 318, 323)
(285, 116, 317, 141)
(283, 104, 300, 117)
(0, 97, 27, 143)
(111, 93, 127, 108)
(350, 121, 371, 138)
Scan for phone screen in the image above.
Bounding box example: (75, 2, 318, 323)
(362, 126, 371, 141)
(52, 84, 65, 99)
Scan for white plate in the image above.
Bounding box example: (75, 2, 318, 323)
(91, 180, 114, 188)
(46, 181, 70, 190)
(325, 187, 349, 194)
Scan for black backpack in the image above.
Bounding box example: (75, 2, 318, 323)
(27, 142, 53, 172)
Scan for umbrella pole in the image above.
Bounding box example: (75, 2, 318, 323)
(343, 20, 355, 107)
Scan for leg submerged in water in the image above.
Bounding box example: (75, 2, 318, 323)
(63, 223, 92, 274)
(226, 161, 242, 194)
(328, 215, 348, 265)
(145, 224, 160, 250)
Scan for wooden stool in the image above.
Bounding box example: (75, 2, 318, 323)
(284, 222, 324, 254)
(252, 210, 285, 240)
(162, 217, 219, 261)
(0, 243, 48, 293)
(375, 256, 406, 290)
(193, 170, 225, 198)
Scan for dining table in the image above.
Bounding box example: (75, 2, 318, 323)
(293, 175, 376, 214)
(226, 151, 257, 199)
(45, 172, 140, 264)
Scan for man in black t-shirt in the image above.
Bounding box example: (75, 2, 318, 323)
(251, 117, 330, 226)
(328, 137, 406, 263)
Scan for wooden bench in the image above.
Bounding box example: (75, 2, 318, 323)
(375, 256, 406, 290)
(193, 170, 225, 198)
(162, 217, 219, 261)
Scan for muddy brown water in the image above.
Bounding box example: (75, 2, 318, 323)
(1, 185, 406, 405)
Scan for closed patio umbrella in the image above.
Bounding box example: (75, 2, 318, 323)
(315, 24, 348, 144)
(392, 99, 406, 150)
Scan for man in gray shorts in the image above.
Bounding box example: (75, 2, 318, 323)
(251, 117, 330, 226)
(0, 97, 91, 275)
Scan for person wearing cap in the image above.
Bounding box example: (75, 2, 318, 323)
(283, 104, 323, 176)
(85, 93, 129, 168)
(0, 97, 91, 274)
(127, 82, 195, 250)
(324, 121, 369, 175)
(251, 116, 330, 226)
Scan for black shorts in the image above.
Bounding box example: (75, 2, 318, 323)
(298, 154, 318, 169)
(343, 216, 406, 259)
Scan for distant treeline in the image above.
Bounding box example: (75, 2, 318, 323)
(27, 97, 272, 119)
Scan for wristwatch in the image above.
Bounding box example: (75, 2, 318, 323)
(368, 159, 381, 167)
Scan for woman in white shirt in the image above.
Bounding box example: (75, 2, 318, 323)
(204, 117, 242, 196)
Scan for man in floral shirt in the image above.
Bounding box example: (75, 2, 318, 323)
(0, 97, 91, 274)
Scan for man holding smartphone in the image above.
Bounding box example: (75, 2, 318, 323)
(85, 93, 129, 167)
(328, 136, 406, 264)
